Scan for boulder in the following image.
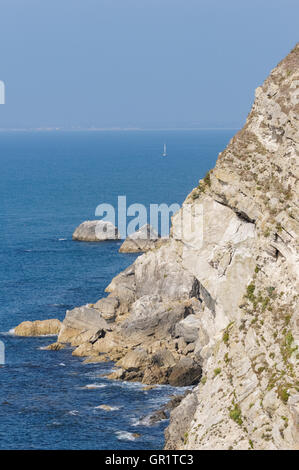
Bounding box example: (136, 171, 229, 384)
(175, 315, 203, 343)
(72, 220, 120, 241)
(72, 343, 94, 356)
(93, 296, 119, 322)
(69, 327, 105, 347)
(151, 349, 176, 368)
(14, 319, 61, 337)
(61, 306, 109, 332)
(168, 357, 202, 386)
(121, 297, 199, 341)
(116, 347, 149, 371)
(58, 306, 109, 344)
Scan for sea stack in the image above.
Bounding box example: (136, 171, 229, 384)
(72, 220, 120, 241)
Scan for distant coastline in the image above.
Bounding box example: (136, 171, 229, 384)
(0, 127, 240, 132)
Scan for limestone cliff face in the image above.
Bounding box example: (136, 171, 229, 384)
(55, 45, 298, 450)
(165, 44, 299, 450)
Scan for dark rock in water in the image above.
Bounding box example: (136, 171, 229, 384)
(147, 409, 168, 425)
(145, 390, 192, 425)
(165, 391, 191, 411)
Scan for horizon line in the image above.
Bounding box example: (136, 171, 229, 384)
(0, 126, 240, 132)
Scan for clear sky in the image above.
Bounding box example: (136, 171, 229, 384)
(0, 0, 298, 129)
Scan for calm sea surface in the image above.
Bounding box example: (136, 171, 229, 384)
(0, 130, 234, 449)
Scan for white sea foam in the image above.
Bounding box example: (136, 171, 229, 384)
(134, 412, 168, 426)
(148, 397, 170, 407)
(68, 410, 79, 415)
(47, 421, 62, 427)
(115, 431, 138, 441)
(59, 363, 66, 367)
(114, 380, 144, 391)
(80, 383, 106, 390)
(131, 415, 152, 427)
(0, 328, 15, 336)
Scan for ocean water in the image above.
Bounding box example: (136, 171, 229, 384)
(0, 130, 235, 449)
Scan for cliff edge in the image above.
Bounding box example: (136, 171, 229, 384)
(165, 43, 299, 450)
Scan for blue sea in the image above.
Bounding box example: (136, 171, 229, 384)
(0, 130, 234, 449)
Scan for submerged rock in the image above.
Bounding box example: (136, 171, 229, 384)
(14, 319, 61, 337)
(72, 220, 120, 241)
(44, 342, 65, 351)
(96, 405, 116, 412)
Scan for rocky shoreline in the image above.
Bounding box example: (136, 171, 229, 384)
(14, 44, 299, 450)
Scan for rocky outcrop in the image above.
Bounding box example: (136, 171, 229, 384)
(15, 319, 61, 336)
(164, 44, 299, 450)
(31, 45, 298, 449)
(119, 224, 162, 252)
(165, 392, 199, 449)
(72, 220, 119, 241)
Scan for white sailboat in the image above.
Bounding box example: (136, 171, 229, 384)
(162, 143, 167, 157)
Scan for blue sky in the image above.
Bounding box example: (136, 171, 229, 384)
(0, 0, 298, 129)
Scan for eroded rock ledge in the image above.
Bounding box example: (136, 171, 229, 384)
(56, 247, 205, 386)
(119, 224, 160, 253)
